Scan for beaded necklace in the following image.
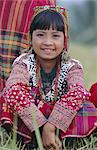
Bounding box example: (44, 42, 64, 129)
(40, 65, 57, 94)
(26, 53, 73, 103)
(36, 59, 60, 102)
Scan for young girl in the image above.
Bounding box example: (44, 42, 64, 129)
(1, 5, 97, 150)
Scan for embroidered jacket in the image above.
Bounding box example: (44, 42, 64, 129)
(2, 53, 96, 142)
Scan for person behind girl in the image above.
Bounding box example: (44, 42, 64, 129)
(89, 82, 97, 107)
(1, 5, 97, 150)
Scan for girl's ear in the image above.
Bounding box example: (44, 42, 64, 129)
(27, 32, 32, 48)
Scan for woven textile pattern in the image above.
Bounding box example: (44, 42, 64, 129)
(0, 0, 55, 92)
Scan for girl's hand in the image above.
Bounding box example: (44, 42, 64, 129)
(42, 122, 56, 149)
(42, 122, 62, 150)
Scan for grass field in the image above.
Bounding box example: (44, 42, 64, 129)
(69, 43, 97, 90)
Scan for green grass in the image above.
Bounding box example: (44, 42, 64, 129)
(1, 126, 97, 150)
(69, 43, 97, 90)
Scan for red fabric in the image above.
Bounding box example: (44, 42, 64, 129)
(0, 0, 55, 92)
(1, 83, 97, 143)
(61, 84, 89, 111)
(2, 83, 33, 113)
(89, 83, 97, 107)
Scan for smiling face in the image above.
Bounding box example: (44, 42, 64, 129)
(32, 28, 64, 61)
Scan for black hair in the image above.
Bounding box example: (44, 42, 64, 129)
(30, 9, 65, 39)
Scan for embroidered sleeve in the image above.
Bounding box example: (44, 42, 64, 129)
(0, 96, 13, 125)
(67, 61, 85, 88)
(48, 63, 90, 132)
(5, 62, 30, 90)
(2, 56, 47, 132)
(3, 83, 47, 132)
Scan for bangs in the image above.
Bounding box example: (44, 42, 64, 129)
(30, 10, 65, 36)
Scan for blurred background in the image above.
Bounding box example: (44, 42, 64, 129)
(57, 0, 97, 89)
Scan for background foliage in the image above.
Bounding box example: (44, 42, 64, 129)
(57, 0, 97, 45)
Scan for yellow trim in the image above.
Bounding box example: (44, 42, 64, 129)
(0, 40, 27, 48)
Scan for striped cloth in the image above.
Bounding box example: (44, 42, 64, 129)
(61, 101, 97, 138)
(0, 0, 55, 93)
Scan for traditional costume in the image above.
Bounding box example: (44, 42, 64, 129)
(0, 5, 97, 149)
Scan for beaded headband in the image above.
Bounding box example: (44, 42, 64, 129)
(28, 5, 68, 50)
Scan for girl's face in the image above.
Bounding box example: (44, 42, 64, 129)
(32, 27, 64, 61)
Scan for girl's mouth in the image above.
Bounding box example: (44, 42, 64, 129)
(41, 48, 54, 53)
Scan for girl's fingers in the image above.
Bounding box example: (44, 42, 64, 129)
(44, 146, 55, 150)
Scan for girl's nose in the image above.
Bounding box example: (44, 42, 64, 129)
(43, 37, 53, 45)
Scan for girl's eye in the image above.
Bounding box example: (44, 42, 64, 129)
(53, 34, 60, 38)
(36, 33, 44, 37)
